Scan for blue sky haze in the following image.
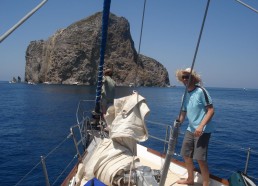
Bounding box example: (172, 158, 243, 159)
(1, 0, 258, 88)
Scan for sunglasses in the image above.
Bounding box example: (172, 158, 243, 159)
(182, 75, 190, 80)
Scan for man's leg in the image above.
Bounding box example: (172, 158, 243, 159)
(177, 156, 194, 185)
(198, 160, 210, 186)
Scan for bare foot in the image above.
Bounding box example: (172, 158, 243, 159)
(176, 178, 194, 185)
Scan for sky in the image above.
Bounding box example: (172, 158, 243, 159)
(1, 0, 258, 89)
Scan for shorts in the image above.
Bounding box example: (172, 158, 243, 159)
(180, 130, 211, 161)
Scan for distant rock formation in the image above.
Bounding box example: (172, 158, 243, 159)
(25, 12, 170, 87)
(9, 76, 21, 83)
(17, 76, 21, 83)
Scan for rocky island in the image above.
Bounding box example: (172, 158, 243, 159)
(25, 12, 170, 87)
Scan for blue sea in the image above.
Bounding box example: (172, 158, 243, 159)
(0, 81, 258, 186)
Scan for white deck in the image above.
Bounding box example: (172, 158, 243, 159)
(136, 144, 227, 186)
(65, 139, 228, 186)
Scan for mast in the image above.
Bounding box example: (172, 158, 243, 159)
(94, 0, 111, 115)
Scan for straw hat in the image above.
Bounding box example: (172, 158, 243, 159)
(176, 68, 202, 84)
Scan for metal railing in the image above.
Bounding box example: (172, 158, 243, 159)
(14, 109, 258, 185)
(14, 132, 75, 186)
(145, 119, 258, 183)
(14, 110, 90, 185)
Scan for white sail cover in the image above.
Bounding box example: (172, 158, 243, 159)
(107, 92, 150, 142)
(84, 92, 150, 185)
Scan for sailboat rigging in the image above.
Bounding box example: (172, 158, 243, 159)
(0, 0, 48, 43)
(159, 1, 211, 185)
(1, 0, 258, 185)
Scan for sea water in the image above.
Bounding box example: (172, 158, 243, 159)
(0, 82, 257, 185)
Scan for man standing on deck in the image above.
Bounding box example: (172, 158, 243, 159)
(101, 68, 115, 115)
(175, 68, 215, 186)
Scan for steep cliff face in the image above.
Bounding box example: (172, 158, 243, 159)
(25, 12, 170, 86)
